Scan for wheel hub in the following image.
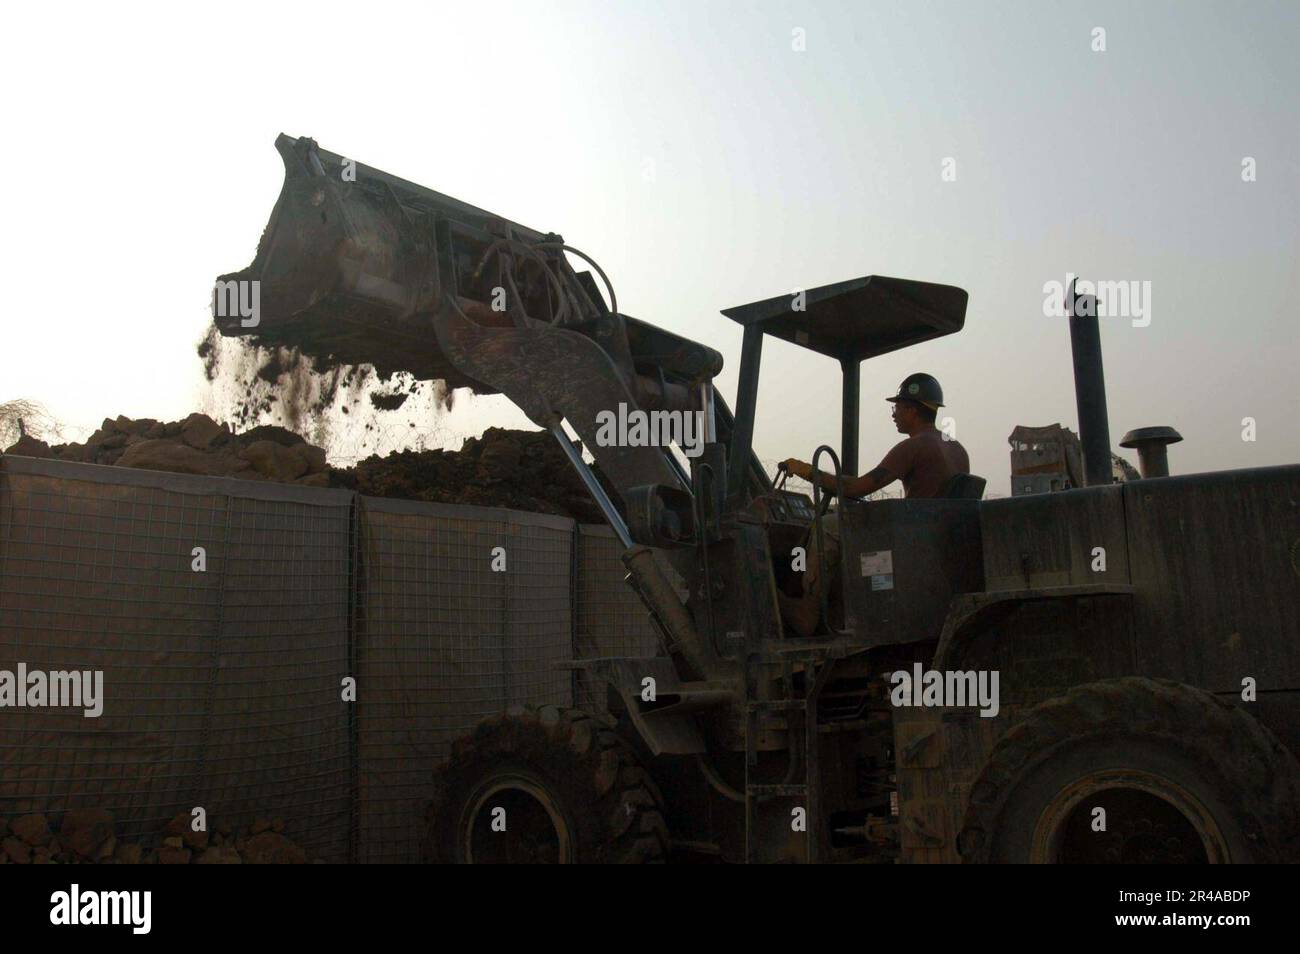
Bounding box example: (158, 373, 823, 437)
(463, 775, 572, 864)
(1032, 770, 1228, 864)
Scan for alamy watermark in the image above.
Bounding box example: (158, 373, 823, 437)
(50, 885, 150, 934)
(594, 402, 706, 458)
(889, 663, 1000, 718)
(0, 664, 103, 717)
(1042, 272, 1150, 327)
(211, 279, 260, 328)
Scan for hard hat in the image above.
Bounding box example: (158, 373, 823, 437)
(887, 373, 944, 410)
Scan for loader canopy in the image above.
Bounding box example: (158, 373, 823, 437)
(720, 275, 967, 362)
(719, 275, 967, 483)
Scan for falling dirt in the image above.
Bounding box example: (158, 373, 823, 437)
(369, 390, 410, 412)
(198, 326, 220, 382)
(194, 322, 462, 461)
(200, 319, 460, 426)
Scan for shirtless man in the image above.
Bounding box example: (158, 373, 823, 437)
(777, 373, 970, 637)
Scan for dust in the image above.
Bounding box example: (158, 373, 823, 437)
(196, 323, 459, 462)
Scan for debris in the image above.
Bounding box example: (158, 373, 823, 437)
(369, 390, 409, 411)
(60, 808, 115, 860)
(335, 427, 616, 522)
(117, 439, 251, 477)
(11, 813, 51, 847)
(194, 845, 242, 864)
(114, 843, 142, 865)
(238, 440, 308, 480)
(180, 412, 227, 450)
(4, 415, 618, 522)
(238, 832, 307, 865)
(165, 812, 209, 850)
(0, 810, 312, 864)
(2, 836, 32, 864)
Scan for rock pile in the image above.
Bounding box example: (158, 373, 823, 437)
(0, 810, 310, 864)
(336, 426, 612, 523)
(5, 413, 330, 487)
(4, 415, 617, 522)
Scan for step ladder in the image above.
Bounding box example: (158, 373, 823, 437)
(743, 654, 831, 863)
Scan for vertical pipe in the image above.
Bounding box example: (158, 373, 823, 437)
(1067, 281, 1113, 487)
(549, 424, 634, 547)
(346, 496, 360, 863)
(728, 325, 764, 497)
(1136, 444, 1170, 479)
(840, 358, 860, 477)
(569, 522, 580, 708)
(1120, 427, 1182, 479)
(699, 381, 717, 443)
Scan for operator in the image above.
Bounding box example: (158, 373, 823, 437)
(776, 373, 970, 638)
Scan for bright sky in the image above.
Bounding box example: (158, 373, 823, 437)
(3, 1, 1297, 494)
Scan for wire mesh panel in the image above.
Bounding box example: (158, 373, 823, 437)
(573, 525, 664, 713)
(354, 498, 573, 863)
(0, 457, 352, 862)
(199, 492, 352, 862)
(0, 455, 665, 865)
(0, 459, 220, 838)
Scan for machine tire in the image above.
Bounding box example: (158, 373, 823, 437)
(957, 677, 1300, 863)
(425, 705, 669, 863)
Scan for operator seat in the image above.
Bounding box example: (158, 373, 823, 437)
(943, 472, 987, 500)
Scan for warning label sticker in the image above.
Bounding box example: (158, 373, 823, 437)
(871, 574, 894, 591)
(860, 550, 893, 577)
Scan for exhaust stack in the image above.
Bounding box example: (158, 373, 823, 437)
(1120, 426, 1183, 478)
(1067, 280, 1114, 487)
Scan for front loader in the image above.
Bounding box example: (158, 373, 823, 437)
(215, 134, 1300, 863)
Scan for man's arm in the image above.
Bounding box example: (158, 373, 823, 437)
(780, 459, 899, 498)
(845, 465, 896, 498)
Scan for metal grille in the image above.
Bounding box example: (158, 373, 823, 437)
(354, 498, 573, 863)
(0, 458, 352, 862)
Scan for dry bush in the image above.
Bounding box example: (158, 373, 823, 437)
(0, 399, 64, 449)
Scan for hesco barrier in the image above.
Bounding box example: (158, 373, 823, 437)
(0, 455, 662, 863)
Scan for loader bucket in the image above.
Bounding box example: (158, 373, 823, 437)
(214, 134, 549, 391)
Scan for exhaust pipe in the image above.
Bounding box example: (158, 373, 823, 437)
(1067, 279, 1113, 487)
(1120, 426, 1183, 478)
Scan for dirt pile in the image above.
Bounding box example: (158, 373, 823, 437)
(336, 426, 610, 523)
(4, 415, 613, 522)
(0, 810, 311, 864)
(5, 413, 331, 487)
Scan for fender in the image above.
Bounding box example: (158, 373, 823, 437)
(932, 582, 1135, 671)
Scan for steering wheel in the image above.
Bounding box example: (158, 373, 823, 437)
(814, 482, 836, 520)
(773, 462, 838, 521)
